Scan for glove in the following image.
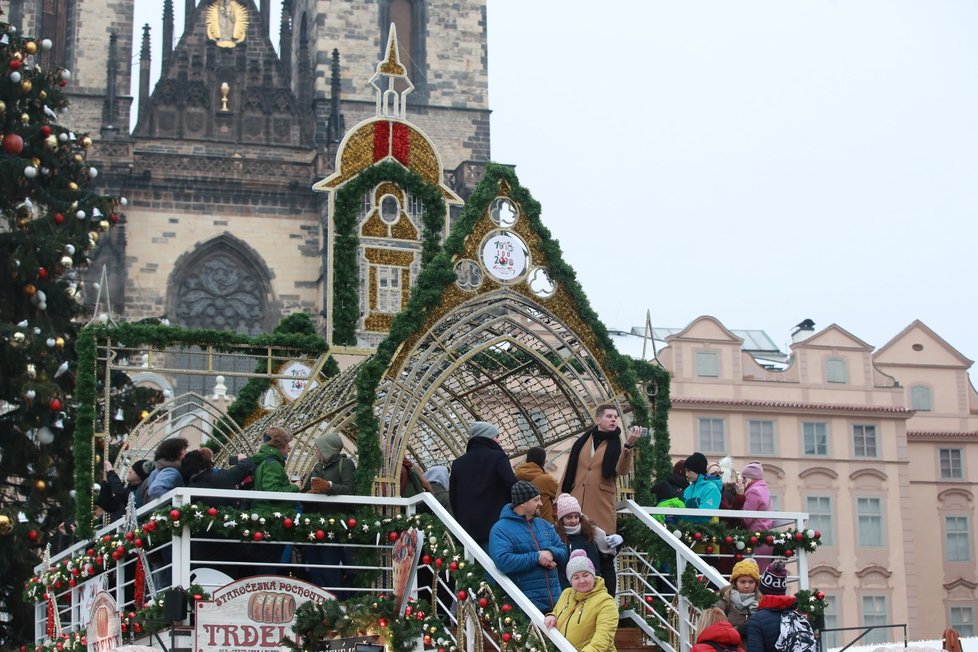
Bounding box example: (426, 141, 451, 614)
(606, 534, 623, 548)
(309, 477, 331, 494)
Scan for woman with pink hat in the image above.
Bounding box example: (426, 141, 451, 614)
(736, 461, 773, 572)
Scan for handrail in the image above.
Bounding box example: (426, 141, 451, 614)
(36, 487, 576, 652)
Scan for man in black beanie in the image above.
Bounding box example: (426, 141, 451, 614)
(96, 458, 152, 522)
(681, 451, 721, 523)
(513, 446, 559, 523)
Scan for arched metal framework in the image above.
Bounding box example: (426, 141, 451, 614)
(239, 289, 624, 479)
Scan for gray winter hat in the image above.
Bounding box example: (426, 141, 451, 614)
(470, 421, 499, 439)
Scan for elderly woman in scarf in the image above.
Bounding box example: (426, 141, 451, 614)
(303, 432, 356, 593)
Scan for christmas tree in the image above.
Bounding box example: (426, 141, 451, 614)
(0, 12, 122, 646)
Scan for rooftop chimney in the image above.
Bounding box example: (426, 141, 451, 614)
(791, 318, 816, 343)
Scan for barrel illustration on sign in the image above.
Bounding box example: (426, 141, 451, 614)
(196, 576, 333, 652)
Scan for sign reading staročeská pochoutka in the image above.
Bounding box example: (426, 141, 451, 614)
(195, 576, 334, 651)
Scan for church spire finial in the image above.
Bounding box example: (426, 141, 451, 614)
(369, 24, 414, 120)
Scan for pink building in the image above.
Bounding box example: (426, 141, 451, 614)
(647, 316, 978, 642)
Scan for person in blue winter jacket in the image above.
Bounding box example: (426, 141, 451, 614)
(489, 480, 569, 612)
(682, 452, 722, 523)
(747, 561, 805, 652)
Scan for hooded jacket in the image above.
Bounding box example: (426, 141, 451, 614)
(489, 503, 568, 612)
(692, 620, 743, 652)
(548, 576, 619, 652)
(682, 473, 722, 523)
(450, 436, 517, 544)
(747, 595, 797, 652)
(252, 443, 299, 508)
(514, 462, 559, 523)
(303, 449, 356, 514)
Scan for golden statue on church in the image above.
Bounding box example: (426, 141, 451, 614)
(206, 0, 249, 48)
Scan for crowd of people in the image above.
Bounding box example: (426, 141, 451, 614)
(87, 402, 788, 652)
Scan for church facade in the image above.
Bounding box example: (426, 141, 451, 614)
(5, 0, 490, 339)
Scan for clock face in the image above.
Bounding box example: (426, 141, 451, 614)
(481, 231, 529, 282)
(277, 361, 314, 401)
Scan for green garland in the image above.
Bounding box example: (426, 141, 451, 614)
(631, 360, 672, 504)
(73, 321, 330, 536)
(679, 564, 720, 610)
(28, 505, 553, 652)
(352, 163, 663, 495)
(793, 589, 827, 618)
(331, 161, 447, 345)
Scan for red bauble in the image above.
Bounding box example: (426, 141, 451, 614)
(315, 530, 325, 540)
(423, 636, 432, 646)
(377, 618, 388, 628)
(478, 597, 489, 608)
(813, 531, 821, 539)
(68, 579, 76, 587)
(54, 213, 64, 224)
(283, 518, 293, 528)
(207, 507, 218, 517)
(704, 545, 714, 554)
(795, 532, 804, 541)
(59, 79, 67, 87)
(388, 531, 399, 542)
(125, 532, 134, 541)
(735, 553, 744, 561)
(111, 551, 120, 561)
(49, 398, 62, 411)
(501, 633, 512, 643)
(449, 561, 459, 571)
(815, 591, 825, 600)
(422, 554, 432, 565)
(749, 536, 758, 545)
(501, 603, 512, 613)
(38, 268, 48, 280)
(27, 529, 39, 541)
(724, 536, 734, 544)
(3, 133, 24, 156)
(765, 535, 775, 545)
(783, 548, 793, 557)
(457, 590, 468, 601)
(692, 532, 702, 541)
(133, 538, 142, 548)
(347, 518, 357, 528)
(644, 596, 654, 604)
(253, 532, 264, 541)
(70, 567, 79, 576)
(434, 558, 443, 568)
(115, 546, 125, 556)
(169, 509, 181, 520)
(40, 126, 51, 137)
(9, 59, 21, 71)
(86, 548, 94, 556)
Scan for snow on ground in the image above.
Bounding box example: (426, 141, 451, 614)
(828, 636, 978, 652)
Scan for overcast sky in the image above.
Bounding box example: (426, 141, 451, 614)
(133, 2, 978, 380)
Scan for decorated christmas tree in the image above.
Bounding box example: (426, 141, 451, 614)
(0, 11, 122, 645)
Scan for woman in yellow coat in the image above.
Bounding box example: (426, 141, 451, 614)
(544, 549, 619, 652)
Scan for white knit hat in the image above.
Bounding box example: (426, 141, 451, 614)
(565, 549, 595, 580)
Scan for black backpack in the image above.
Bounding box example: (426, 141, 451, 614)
(774, 609, 817, 652)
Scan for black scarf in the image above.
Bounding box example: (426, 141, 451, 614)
(561, 426, 622, 493)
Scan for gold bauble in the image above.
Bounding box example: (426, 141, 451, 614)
(55, 337, 65, 349)
(39, 91, 47, 100)
(88, 231, 99, 243)
(67, 181, 78, 192)
(0, 100, 6, 113)
(31, 157, 40, 167)
(140, 410, 150, 420)
(20, 80, 32, 93)
(16, 216, 30, 229)
(23, 283, 36, 298)
(42, 135, 57, 150)
(60, 256, 73, 268)
(20, 113, 30, 124)
(0, 514, 12, 535)
(35, 479, 46, 491)
(24, 42, 38, 55)
(81, 136, 93, 148)
(98, 220, 110, 232)
(73, 153, 83, 163)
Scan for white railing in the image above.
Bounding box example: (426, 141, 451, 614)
(34, 488, 575, 652)
(615, 500, 812, 652)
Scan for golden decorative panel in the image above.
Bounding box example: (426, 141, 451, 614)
(364, 248, 415, 266)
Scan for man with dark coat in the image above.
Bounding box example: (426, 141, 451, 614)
(450, 421, 517, 548)
(97, 459, 152, 522)
(747, 561, 798, 652)
(559, 403, 641, 534)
